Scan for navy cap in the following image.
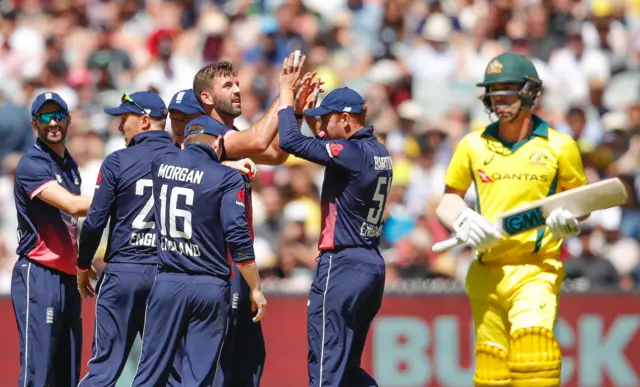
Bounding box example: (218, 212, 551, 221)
(31, 92, 69, 116)
(304, 87, 367, 117)
(169, 89, 205, 115)
(184, 116, 228, 139)
(104, 91, 168, 119)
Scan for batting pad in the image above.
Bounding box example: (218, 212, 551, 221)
(473, 342, 511, 387)
(508, 327, 562, 387)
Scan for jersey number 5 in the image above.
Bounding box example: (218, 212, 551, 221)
(159, 185, 194, 240)
(367, 176, 392, 225)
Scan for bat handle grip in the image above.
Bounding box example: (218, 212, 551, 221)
(432, 237, 465, 253)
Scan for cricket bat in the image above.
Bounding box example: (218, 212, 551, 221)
(432, 178, 628, 253)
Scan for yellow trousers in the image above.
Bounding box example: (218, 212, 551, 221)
(466, 258, 565, 351)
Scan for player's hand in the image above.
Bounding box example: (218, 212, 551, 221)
(249, 288, 267, 323)
(279, 51, 306, 93)
(223, 158, 257, 179)
(77, 266, 97, 299)
(546, 208, 580, 239)
(453, 208, 502, 252)
(294, 73, 324, 115)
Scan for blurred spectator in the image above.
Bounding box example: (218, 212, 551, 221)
(564, 224, 620, 290)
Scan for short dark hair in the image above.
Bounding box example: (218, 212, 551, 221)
(183, 124, 219, 145)
(193, 61, 238, 105)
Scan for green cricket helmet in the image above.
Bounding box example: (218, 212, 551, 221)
(477, 52, 543, 113)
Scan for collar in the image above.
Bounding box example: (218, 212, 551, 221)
(483, 114, 549, 140)
(35, 138, 74, 168)
(184, 143, 220, 162)
(128, 130, 172, 147)
(350, 126, 375, 140)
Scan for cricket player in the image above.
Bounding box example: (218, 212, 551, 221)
(12, 92, 93, 386)
(130, 116, 266, 387)
(191, 55, 304, 387)
(168, 89, 205, 146)
(435, 53, 587, 387)
(277, 54, 392, 386)
(76, 91, 175, 387)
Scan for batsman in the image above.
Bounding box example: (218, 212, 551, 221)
(436, 53, 587, 387)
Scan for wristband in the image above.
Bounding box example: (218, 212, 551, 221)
(294, 113, 304, 119)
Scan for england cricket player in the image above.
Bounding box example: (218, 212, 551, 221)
(191, 57, 298, 387)
(168, 89, 205, 147)
(130, 116, 266, 386)
(435, 52, 588, 387)
(277, 53, 392, 386)
(76, 91, 175, 387)
(12, 92, 93, 386)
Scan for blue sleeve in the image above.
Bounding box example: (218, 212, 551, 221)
(220, 170, 255, 265)
(78, 153, 119, 270)
(278, 106, 363, 171)
(15, 154, 57, 199)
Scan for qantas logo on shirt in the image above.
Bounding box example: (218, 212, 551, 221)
(236, 189, 246, 208)
(326, 143, 344, 157)
(477, 169, 493, 183)
(96, 171, 102, 184)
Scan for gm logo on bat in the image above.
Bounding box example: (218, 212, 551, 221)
(502, 207, 545, 235)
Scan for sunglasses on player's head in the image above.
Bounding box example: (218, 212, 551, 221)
(121, 93, 147, 115)
(35, 110, 69, 124)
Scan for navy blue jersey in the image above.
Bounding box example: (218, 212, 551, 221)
(278, 107, 393, 250)
(151, 143, 255, 277)
(14, 138, 82, 274)
(223, 127, 254, 238)
(78, 131, 177, 269)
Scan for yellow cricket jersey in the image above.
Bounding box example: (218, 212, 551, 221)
(444, 115, 587, 263)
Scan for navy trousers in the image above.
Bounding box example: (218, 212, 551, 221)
(11, 257, 82, 387)
(214, 262, 266, 387)
(78, 263, 158, 387)
(131, 272, 230, 387)
(307, 248, 385, 387)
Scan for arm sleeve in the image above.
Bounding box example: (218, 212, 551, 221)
(78, 154, 119, 270)
(278, 106, 362, 171)
(557, 137, 588, 191)
(443, 136, 474, 191)
(16, 155, 57, 199)
(220, 170, 256, 265)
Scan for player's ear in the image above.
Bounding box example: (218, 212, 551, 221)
(30, 118, 38, 131)
(200, 91, 214, 107)
(141, 115, 151, 130)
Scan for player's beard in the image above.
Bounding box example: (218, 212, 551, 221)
(39, 123, 68, 145)
(213, 98, 242, 118)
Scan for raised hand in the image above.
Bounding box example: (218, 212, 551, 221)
(294, 73, 325, 115)
(279, 51, 306, 93)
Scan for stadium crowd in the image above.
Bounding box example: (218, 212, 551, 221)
(2, 0, 640, 295)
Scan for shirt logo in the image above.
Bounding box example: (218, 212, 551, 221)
(55, 174, 62, 184)
(483, 154, 495, 165)
(327, 143, 344, 157)
(46, 307, 54, 324)
(477, 169, 493, 183)
(529, 151, 549, 166)
(236, 189, 246, 208)
(487, 60, 503, 74)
